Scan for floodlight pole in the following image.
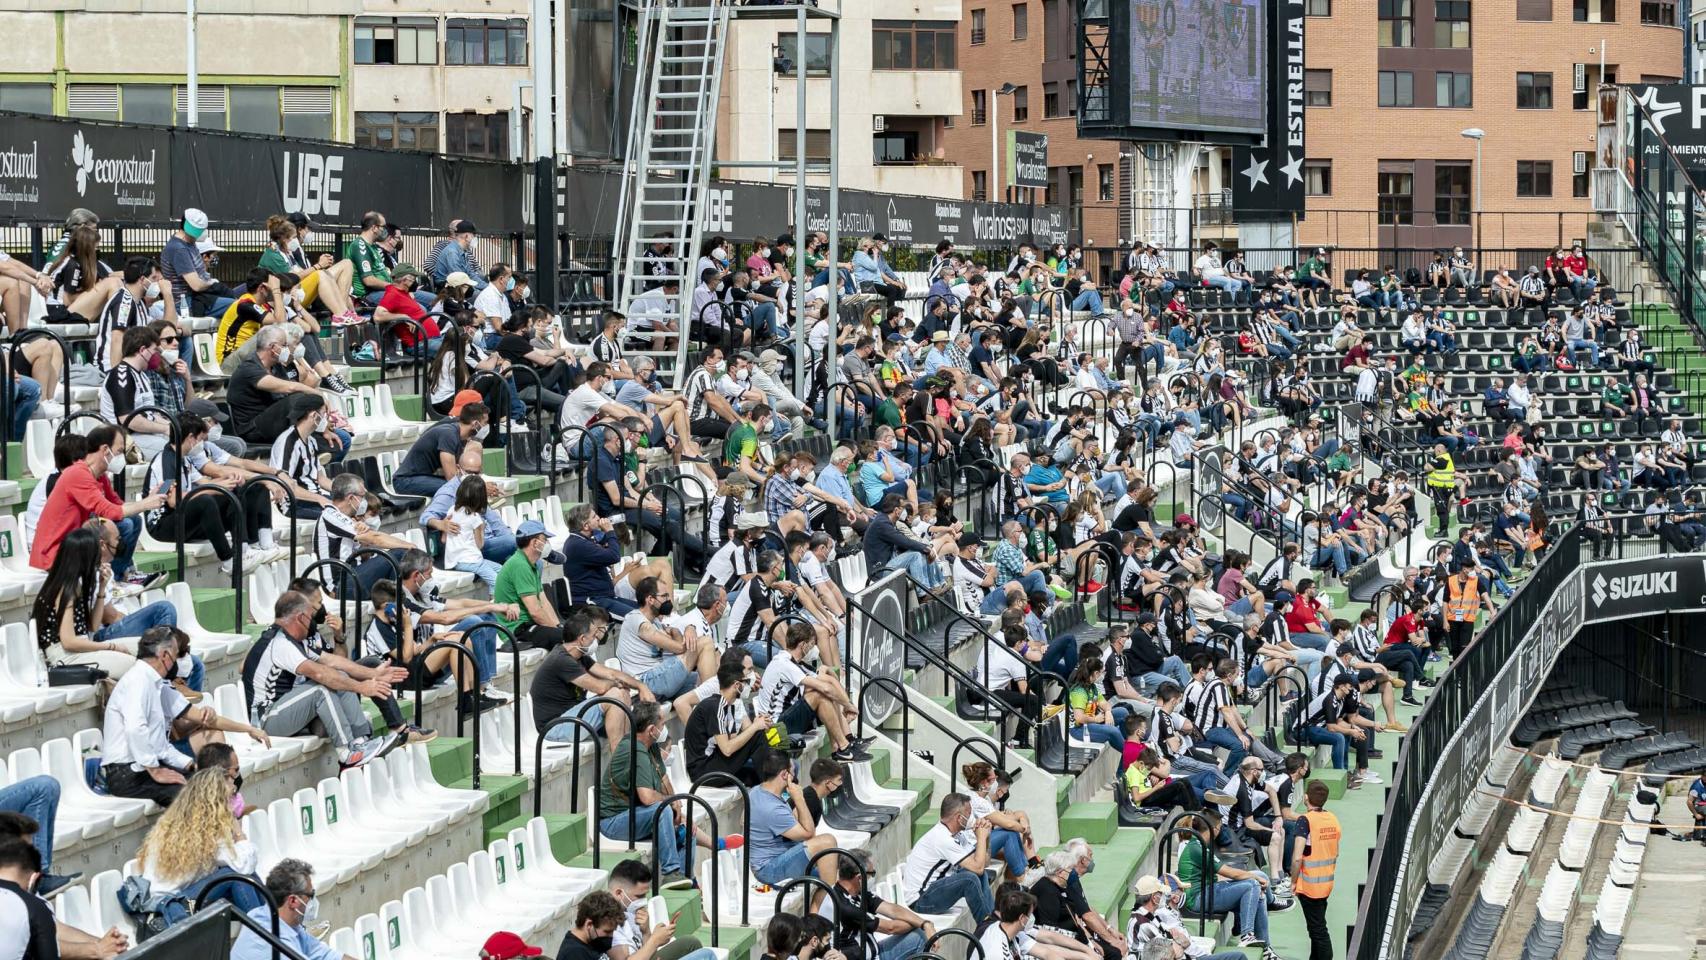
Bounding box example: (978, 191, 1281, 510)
(186, 0, 198, 127)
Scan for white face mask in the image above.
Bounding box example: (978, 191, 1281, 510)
(299, 896, 319, 925)
(105, 451, 123, 476)
(314, 414, 328, 432)
(160, 348, 179, 365)
(288, 238, 301, 252)
(208, 423, 223, 440)
(292, 343, 307, 361)
(143, 281, 160, 300)
(475, 424, 490, 441)
(600, 380, 617, 398)
(292, 288, 306, 304)
(758, 247, 771, 258)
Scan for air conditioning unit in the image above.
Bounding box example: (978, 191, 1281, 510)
(1574, 151, 1589, 175)
(1573, 63, 1586, 92)
(873, 115, 885, 133)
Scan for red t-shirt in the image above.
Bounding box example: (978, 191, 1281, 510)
(378, 284, 441, 346)
(30, 464, 125, 570)
(1385, 612, 1420, 646)
(1563, 254, 1588, 276)
(1343, 343, 1372, 369)
(1284, 596, 1324, 635)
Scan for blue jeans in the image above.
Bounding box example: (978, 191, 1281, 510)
(1201, 876, 1268, 942)
(1136, 655, 1191, 694)
(181, 867, 265, 913)
(885, 551, 943, 591)
(0, 776, 59, 869)
(9, 376, 40, 442)
(1074, 722, 1125, 753)
(328, 428, 353, 465)
(879, 930, 927, 960)
(482, 532, 517, 564)
(1289, 632, 1330, 651)
(113, 515, 141, 578)
(1094, 472, 1128, 501)
(456, 614, 500, 683)
(1568, 338, 1602, 367)
(394, 473, 449, 497)
(1040, 633, 1078, 678)
(600, 802, 687, 874)
(740, 639, 773, 669)
(910, 866, 991, 919)
(545, 698, 607, 740)
(1072, 288, 1107, 314)
(95, 600, 177, 642)
(1206, 276, 1247, 299)
(453, 558, 502, 593)
(1312, 544, 1350, 576)
(752, 842, 810, 886)
(1301, 725, 1349, 769)
(989, 827, 1027, 877)
(1202, 726, 1248, 772)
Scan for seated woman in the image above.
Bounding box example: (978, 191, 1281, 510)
(34, 526, 180, 683)
(427, 314, 516, 421)
(963, 762, 1039, 884)
(147, 413, 281, 576)
(1066, 658, 1126, 755)
(257, 213, 360, 326)
(134, 765, 264, 912)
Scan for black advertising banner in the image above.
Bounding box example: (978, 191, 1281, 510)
(1629, 84, 1706, 187)
(849, 570, 909, 724)
(798, 186, 1070, 248)
(1008, 131, 1050, 189)
(1231, 0, 1306, 215)
(431, 156, 524, 235)
(1580, 554, 1706, 623)
(172, 133, 433, 228)
(0, 114, 171, 220)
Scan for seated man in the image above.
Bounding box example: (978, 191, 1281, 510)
(532, 610, 645, 750)
(418, 439, 516, 563)
(0, 777, 77, 897)
(359, 578, 476, 729)
(604, 859, 721, 960)
(823, 849, 934, 960)
(392, 546, 511, 708)
(598, 702, 715, 886)
(495, 519, 569, 649)
(242, 591, 405, 768)
(28, 424, 163, 582)
(747, 750, 841, 890)
(371, 262, 442, 353)
(393, 402, 491, 498)
(228, 860, 341, 960)
(227, 326, 327, 444)
(1175, 814, 1288, 950)
(861, 493, 946, 596)
(1128, 875, 1248, 960)
(101, 626, 268, 805)
(685, 660, 770, 784)
(617, 576, 716, 703)
(758, 623, 868, 763)
(562, 504, 638, 617)
(314, 471, 414, 597)
(901, 794, 994, 918)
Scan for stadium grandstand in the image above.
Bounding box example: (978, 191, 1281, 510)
(8, 3, 1706, 960)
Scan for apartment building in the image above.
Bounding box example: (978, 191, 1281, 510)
(1298, 0, 1681, 249)
(716, 1, 964, 199)
(0, 0, 536, 161)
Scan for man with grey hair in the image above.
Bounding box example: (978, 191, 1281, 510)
(242, 591, 404, 769)
(1061, 839, 1128, 959)
(230, 859, 341, 960)
(901, 793, 993, 918)
(1129, 874, 1249, 960)
(228, 323, 325, 443)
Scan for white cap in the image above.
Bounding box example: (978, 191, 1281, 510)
(183, 208, 208, 238)
(195, 238, 225, 254)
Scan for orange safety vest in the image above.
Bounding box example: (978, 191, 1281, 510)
(1294, 809, 1341, 899)
(1445, 575, 1479, 624)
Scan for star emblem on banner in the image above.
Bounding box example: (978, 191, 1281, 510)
(1241, 154, 1270, 189)
(1280, 153, 1304, 187)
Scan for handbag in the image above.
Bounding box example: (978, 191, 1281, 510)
(48, 664, 107, 686)
(116, 875, 191, 942)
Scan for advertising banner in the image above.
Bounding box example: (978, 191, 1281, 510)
(172, 133, 433, 227)
(850, 571, 910, 724)
(1007, 131, 1050, 189)
(0, 115, 171, 220)
(1231, 0, 1306, 215)
(1629, 85, 1706, 187)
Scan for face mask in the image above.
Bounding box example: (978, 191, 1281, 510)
(475, 424, 490, 441)
(505, 277, 516, 292)
(164, 657, 180, 681)
(315, 414, 328, 432)
(299, 896, 320, 925)
(657, 600, 675, 617)
(139, 279, 161, 301)
(600, 381, 618, 398)
(288, 238, 301, 252)
(655, 726, 669, 745)
(735, 369, 750, 382)
(1080, 858, 1096, 875)
(383, 602, 397, 621)
(588, 936, 615, 954)
(208, 423, 223, 441)
(106, 452, 123, 476)
(758, 247, 771, 258)
(293, 344, 307, 361)
(159, 348, 180, 366)
(232, 773, 244, 793)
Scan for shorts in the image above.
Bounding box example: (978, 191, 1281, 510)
(648, 414, 667, 446)
(639, 658, 696, 700)
(780, 693, 816, 733)
(1356, 667, 1380, 684)
(300, 268, 323, 306)
(752, 843, 811, 886)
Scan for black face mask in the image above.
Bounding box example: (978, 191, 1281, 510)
(588, 936, 615, 954)
(232, 773, 244, 793)
(656, 600, 675, 617)
(164, 657, 180, 682)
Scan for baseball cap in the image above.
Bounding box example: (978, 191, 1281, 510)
(455, 219, 478, 235)
(186, 398, 227, 422)
(516, 520, 549, 540)
(392, 262, 424, 281)
(735, 511, 769, 531)
(444, 271, 475, 289)
(182, 208, 208, 239)
(1133, 875, 1167, 898)
(1272, 590, 1295, 606)
(195, 238, 225, 254)
(481, 933, 542, 959)
(1135, 612, 1158, 625)
(286, 211, 313, 230)
(1174, 514, 1195, 527)
(956, 532, 983, 549)
(448, 389, 483, 417)
(758, 349, 785, 368)
(872, 232, 889, 242)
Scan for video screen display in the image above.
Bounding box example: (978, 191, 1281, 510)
(1128, 0, 1267, 135)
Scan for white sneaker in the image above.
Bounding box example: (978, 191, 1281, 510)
(482, 684, 513, 703)
(35, 399, 65, 420)
(1357, 771, 1384, 785)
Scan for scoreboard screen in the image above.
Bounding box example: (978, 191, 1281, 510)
(1128, 0, 1267, 136)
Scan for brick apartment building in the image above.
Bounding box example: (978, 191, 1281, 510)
(945, 0, 1682, 262)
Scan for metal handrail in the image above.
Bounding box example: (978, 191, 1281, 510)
(638, 481, 691, 573)
(1155, 821, 1218, 938)
(647, 792, 720, 931)
(376, 316, 430, 400)
(411, 640, 483, 783)
(533, 709, 600, 820)
(177, 484, 247, 620)
(689, 771, 752, 925)
(240, 474, 299, 579)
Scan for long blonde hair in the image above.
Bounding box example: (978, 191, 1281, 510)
(136, 768, 241, 886)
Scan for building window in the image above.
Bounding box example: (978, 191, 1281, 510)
(970, 9, 987, 43)
(1043, 81, 1061, 117)
(1044, 167, 1061, 205)
(121, 85, 173, 125)
(874, 131, 920, 165)
(354, 17, 438, 65)
(1098, 164, 1114, 201)
(779, 128, 832, 162)
(1379, 0, 1414, 46)
(1013, 2, 1029, 39)
(778, 33, 831, 75)
(1378, 71, 1414, 106)
(1042, 0, 1065, 59)
(1304, 160, 1333, 195)
(1378, 167, 1414, 224)
(1012, 85, 1029, 121)
(1517, 72, 1553, 108)
(973, 170, 989, 202)
(1306, 0, 1330, 13)
(1435, 71, 1472, 106)
(355, 111, 440, 151)
(872, 21, 956, 70)
(1517, 0, 1552, 18)
(972, 89, 988, 124)
(445, 111, 509, 158)
(66, 84, 119, 121)
(1573, 151, 1591, 197)
(1574, 0, 1615, 21)
(1304, 69, 1332, 106)
(1517, 160, 1553, 196)
(1435, 162, 1471, 224)
(1434, 0, 1470, 46)
(1641, 0, 1676, 23)
(0, 84, 52, 115)
(445, 18, 526, 65)
(1067, 79, 1078, 116)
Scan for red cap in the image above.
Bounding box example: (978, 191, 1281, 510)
(449, 389, 483, 417)
(1175, 514, 1196, 527)
(481, 932, 543, 959)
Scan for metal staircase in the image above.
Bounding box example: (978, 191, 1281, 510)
(611, 0, 730, 387)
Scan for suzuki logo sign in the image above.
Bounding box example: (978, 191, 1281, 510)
(1591, 570, 1675, 607)
(282, 152, 344, 218)
(703, 188, 734, 233)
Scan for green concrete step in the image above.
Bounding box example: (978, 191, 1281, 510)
(190, 586, 242, 633)
(1058, 801, 1117, 845)
(1055, 773, 1074, 817)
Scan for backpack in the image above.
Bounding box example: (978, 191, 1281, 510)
(117, 875, 191, 942)
(1404, 267, 1424, 286)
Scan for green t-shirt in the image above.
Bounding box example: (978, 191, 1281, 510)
(874, 399, 903, 430)
(1602, 384, 1626, 405)
(601, 739, 664, 812)
(1177, 837, 1208, 909)
(492, 551, 541, 632)
(1299, 256, 1325, 280)
(724, 422, 758, 468)
(1067, 684, 1104, 718)
(344, 236, 390, 296)
(805, 251, 825, 274)
(257, 247, 294, 276)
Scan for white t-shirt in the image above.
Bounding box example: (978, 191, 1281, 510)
(758, 655, 809, 719)
(1194, 254, 1224, 280)
(560, 383, 608, 429)
(617, 613, 666, 675)
(902, 822, 976, 905)
(979, 924, 1019, 960)
(442, 508, 485, 568)
(978, 642, 1030, 691)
